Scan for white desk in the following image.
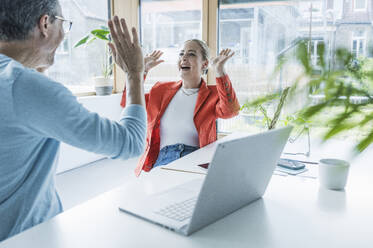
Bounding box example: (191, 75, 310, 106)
(1, 139, 373, 247)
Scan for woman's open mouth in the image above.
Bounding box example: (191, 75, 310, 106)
(180, 66, 191, 71)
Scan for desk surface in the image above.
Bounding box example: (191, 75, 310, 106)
(2, 138, 373, 248)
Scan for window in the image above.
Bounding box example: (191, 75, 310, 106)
(47, 0, 110, 95)
(310, 39, 325, 66)
(217, 0, 304, 133)
(352, 30, 366, 58)
(354, 0, 367, 10)
(216, 0, 372, 140)
(139, 0, 203, 91)
(326, 0, 334, 10)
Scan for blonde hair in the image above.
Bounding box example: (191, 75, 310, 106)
(184, 39, 210, 74)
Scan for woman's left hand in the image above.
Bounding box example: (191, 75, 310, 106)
(211, 49, 235, 77)
(144, 50, 164, 74)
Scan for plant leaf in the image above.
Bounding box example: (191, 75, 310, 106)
(323, 122, 355, 140)
(86, 37, 97, 45)
(356, 131, 373, 152)
(91, 29, 110, 41)
(301, 101, 329, 119)
(74, 35, 90, 48)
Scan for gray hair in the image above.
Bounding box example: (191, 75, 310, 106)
(185, 39, 210, 74)
(0, 0, 59, 41)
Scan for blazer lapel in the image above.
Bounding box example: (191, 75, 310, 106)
(157, 80, 182, 120)
(194, 79, 211, 116)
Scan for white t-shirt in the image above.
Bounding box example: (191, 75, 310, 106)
(160, 87, 200, 149)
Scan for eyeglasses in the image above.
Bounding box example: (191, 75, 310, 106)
(54, 15, 73, 34)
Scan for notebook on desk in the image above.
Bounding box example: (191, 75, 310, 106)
(118, 126, 292, 236)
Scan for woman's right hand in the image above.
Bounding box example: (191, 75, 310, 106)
(144, 50, 164, 74)
(107, 16, 144, 76)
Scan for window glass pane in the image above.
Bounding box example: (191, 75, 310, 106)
(47, 0, 109, 94)
(355, 0, 366, 9)
(217, 0, 373, 145)
(218, 0, 300, 102)
(140, 0, 202, 91)
(352, 40, 357, 50)
(359, 40, 364, 50)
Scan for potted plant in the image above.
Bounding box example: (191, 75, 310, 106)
(242, 40, 373, 154)
(74, 27, 113, 96)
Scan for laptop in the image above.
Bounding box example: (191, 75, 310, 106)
(118, 126, 292, 236)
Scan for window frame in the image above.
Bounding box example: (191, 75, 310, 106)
(351, 37, 366, 58)
(354, 0, 367, 11)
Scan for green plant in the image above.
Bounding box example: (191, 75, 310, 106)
(241, 87, 290, 130)
(243, 40, 373, 153)
(74, 26, 113, 79)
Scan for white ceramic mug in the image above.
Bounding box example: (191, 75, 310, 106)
(319, 158, 350, 190)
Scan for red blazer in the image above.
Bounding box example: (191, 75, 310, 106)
(120, 74, 240, 176)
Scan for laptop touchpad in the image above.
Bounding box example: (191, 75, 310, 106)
(178, 178, 204, 192)
(152, 178, 204, 201)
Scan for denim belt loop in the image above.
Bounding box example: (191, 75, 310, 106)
(178, 144, 183, 151)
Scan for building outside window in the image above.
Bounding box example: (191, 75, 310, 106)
(218, 0, 300, 103)
(214, 0, 373, 142)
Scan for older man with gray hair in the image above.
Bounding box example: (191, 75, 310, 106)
(0, 0, 146, 241)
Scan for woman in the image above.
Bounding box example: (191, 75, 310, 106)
(120, 39, 240, 176)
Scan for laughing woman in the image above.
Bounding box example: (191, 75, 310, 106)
(120, 39, 240, 176)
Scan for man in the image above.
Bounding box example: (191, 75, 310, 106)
(0, 0, 146, 241)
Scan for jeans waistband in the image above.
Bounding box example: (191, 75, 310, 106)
(160, 143, 198, 152)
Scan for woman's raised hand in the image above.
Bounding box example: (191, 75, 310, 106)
(107, 16, 144, 75)
(211, 48, 235, 77)
(144, 50, 164, 74)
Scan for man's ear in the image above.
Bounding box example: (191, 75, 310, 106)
(38, 14, 51, 38)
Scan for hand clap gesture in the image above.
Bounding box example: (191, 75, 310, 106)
(108, 16, 144, 106)
(107, 16, 144, 76)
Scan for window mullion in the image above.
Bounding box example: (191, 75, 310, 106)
(206, 0, 218, 85)
(112, 0, 139, 93)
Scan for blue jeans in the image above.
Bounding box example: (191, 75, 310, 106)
(153, 143, 199, 168)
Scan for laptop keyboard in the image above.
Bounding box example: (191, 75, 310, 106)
(154, 197, 197, 222)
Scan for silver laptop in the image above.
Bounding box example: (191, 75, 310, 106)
(119, 126, 292, 236)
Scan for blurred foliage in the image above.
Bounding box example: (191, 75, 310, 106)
(242, 40, 373, 153)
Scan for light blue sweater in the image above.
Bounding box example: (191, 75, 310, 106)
(0, 54, 146, 241)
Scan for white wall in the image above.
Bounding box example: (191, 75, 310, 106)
(57, 93, 124, 173)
